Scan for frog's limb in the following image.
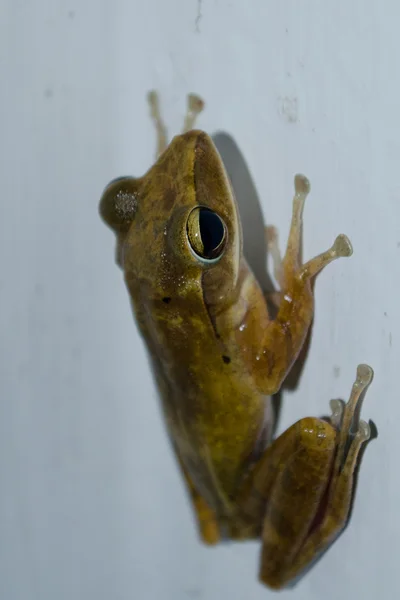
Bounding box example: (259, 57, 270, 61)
(265, 225, 284, 287)
(147, 90, 168, 158)
(264, 225, 284, 309)
(148, 91, 204, 158)
(177, 456, 221, 545)
(255, 175, 352, 395)
(182, 94, 205, 133)
(236, 364, 372, 590)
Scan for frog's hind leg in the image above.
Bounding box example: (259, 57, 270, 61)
(236, 364, 372, 590)
(236, 416, 338, 585)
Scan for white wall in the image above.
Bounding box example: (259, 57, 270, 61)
(1, 1, 395, 598)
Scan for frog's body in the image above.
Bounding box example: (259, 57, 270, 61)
(134, 253, 272, 520)
(100, 92, 373, 589)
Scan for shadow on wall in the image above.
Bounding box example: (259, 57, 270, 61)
(212, 131, 272, 295)
(213, 131, 313, 433)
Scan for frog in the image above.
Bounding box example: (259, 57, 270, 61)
(99, 91, 373, 589)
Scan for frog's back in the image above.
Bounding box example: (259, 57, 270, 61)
(101, 128, 273, 515)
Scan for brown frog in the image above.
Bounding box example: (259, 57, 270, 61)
(99, 92, 373, 589)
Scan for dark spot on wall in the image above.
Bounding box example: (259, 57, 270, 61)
(222, 355, 231, 364)
(162, 297, 171, 304)
(195, 0, 202, 33)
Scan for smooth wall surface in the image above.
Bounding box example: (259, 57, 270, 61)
(1, 2, 395, 598)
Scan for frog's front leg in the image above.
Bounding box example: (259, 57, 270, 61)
(255, 176, 352, 395)
(147, 91, 204, 159)
(147, 91, 169, 158)
(236, 364, 372, 590)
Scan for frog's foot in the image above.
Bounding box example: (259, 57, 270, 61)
(330, 364, 372, 475)
(281, 174, 352, 288)
(257, 364, 373, 589)
(182, 93, 205, 133)
(300, 233, 353, 281)
(147, 90, 168, 158)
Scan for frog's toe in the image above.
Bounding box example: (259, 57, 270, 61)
(329, 398, 344, 429)
(357, 419, 371, 443)
(294, 173, 311, 196)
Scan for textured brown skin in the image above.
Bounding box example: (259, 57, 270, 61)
(100, 131, 362, 589)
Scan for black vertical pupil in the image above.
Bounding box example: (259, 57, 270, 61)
(199, 209, 225, 258)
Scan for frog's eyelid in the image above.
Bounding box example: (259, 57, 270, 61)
(188, 244, 224, 265)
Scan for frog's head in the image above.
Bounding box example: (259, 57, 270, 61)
(100, 131, 243, 310)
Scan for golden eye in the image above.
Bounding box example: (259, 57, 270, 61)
(186, 207, 227, 262)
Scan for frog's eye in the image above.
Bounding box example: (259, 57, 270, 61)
(186, 207, 227, 262)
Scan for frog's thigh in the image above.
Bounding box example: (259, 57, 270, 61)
(237, 418, 337, 588)
(177, 456, 221, 545)
(261, 369, 371, 589)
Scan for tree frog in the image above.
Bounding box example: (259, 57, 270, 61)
(99, 92, 373, 589)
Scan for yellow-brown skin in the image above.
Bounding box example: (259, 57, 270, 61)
(99, 93, 372, 589)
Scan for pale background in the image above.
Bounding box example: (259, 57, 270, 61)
(1, 1, 396, 599)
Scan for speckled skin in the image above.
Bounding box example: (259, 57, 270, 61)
(99, 101, 372, 589)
